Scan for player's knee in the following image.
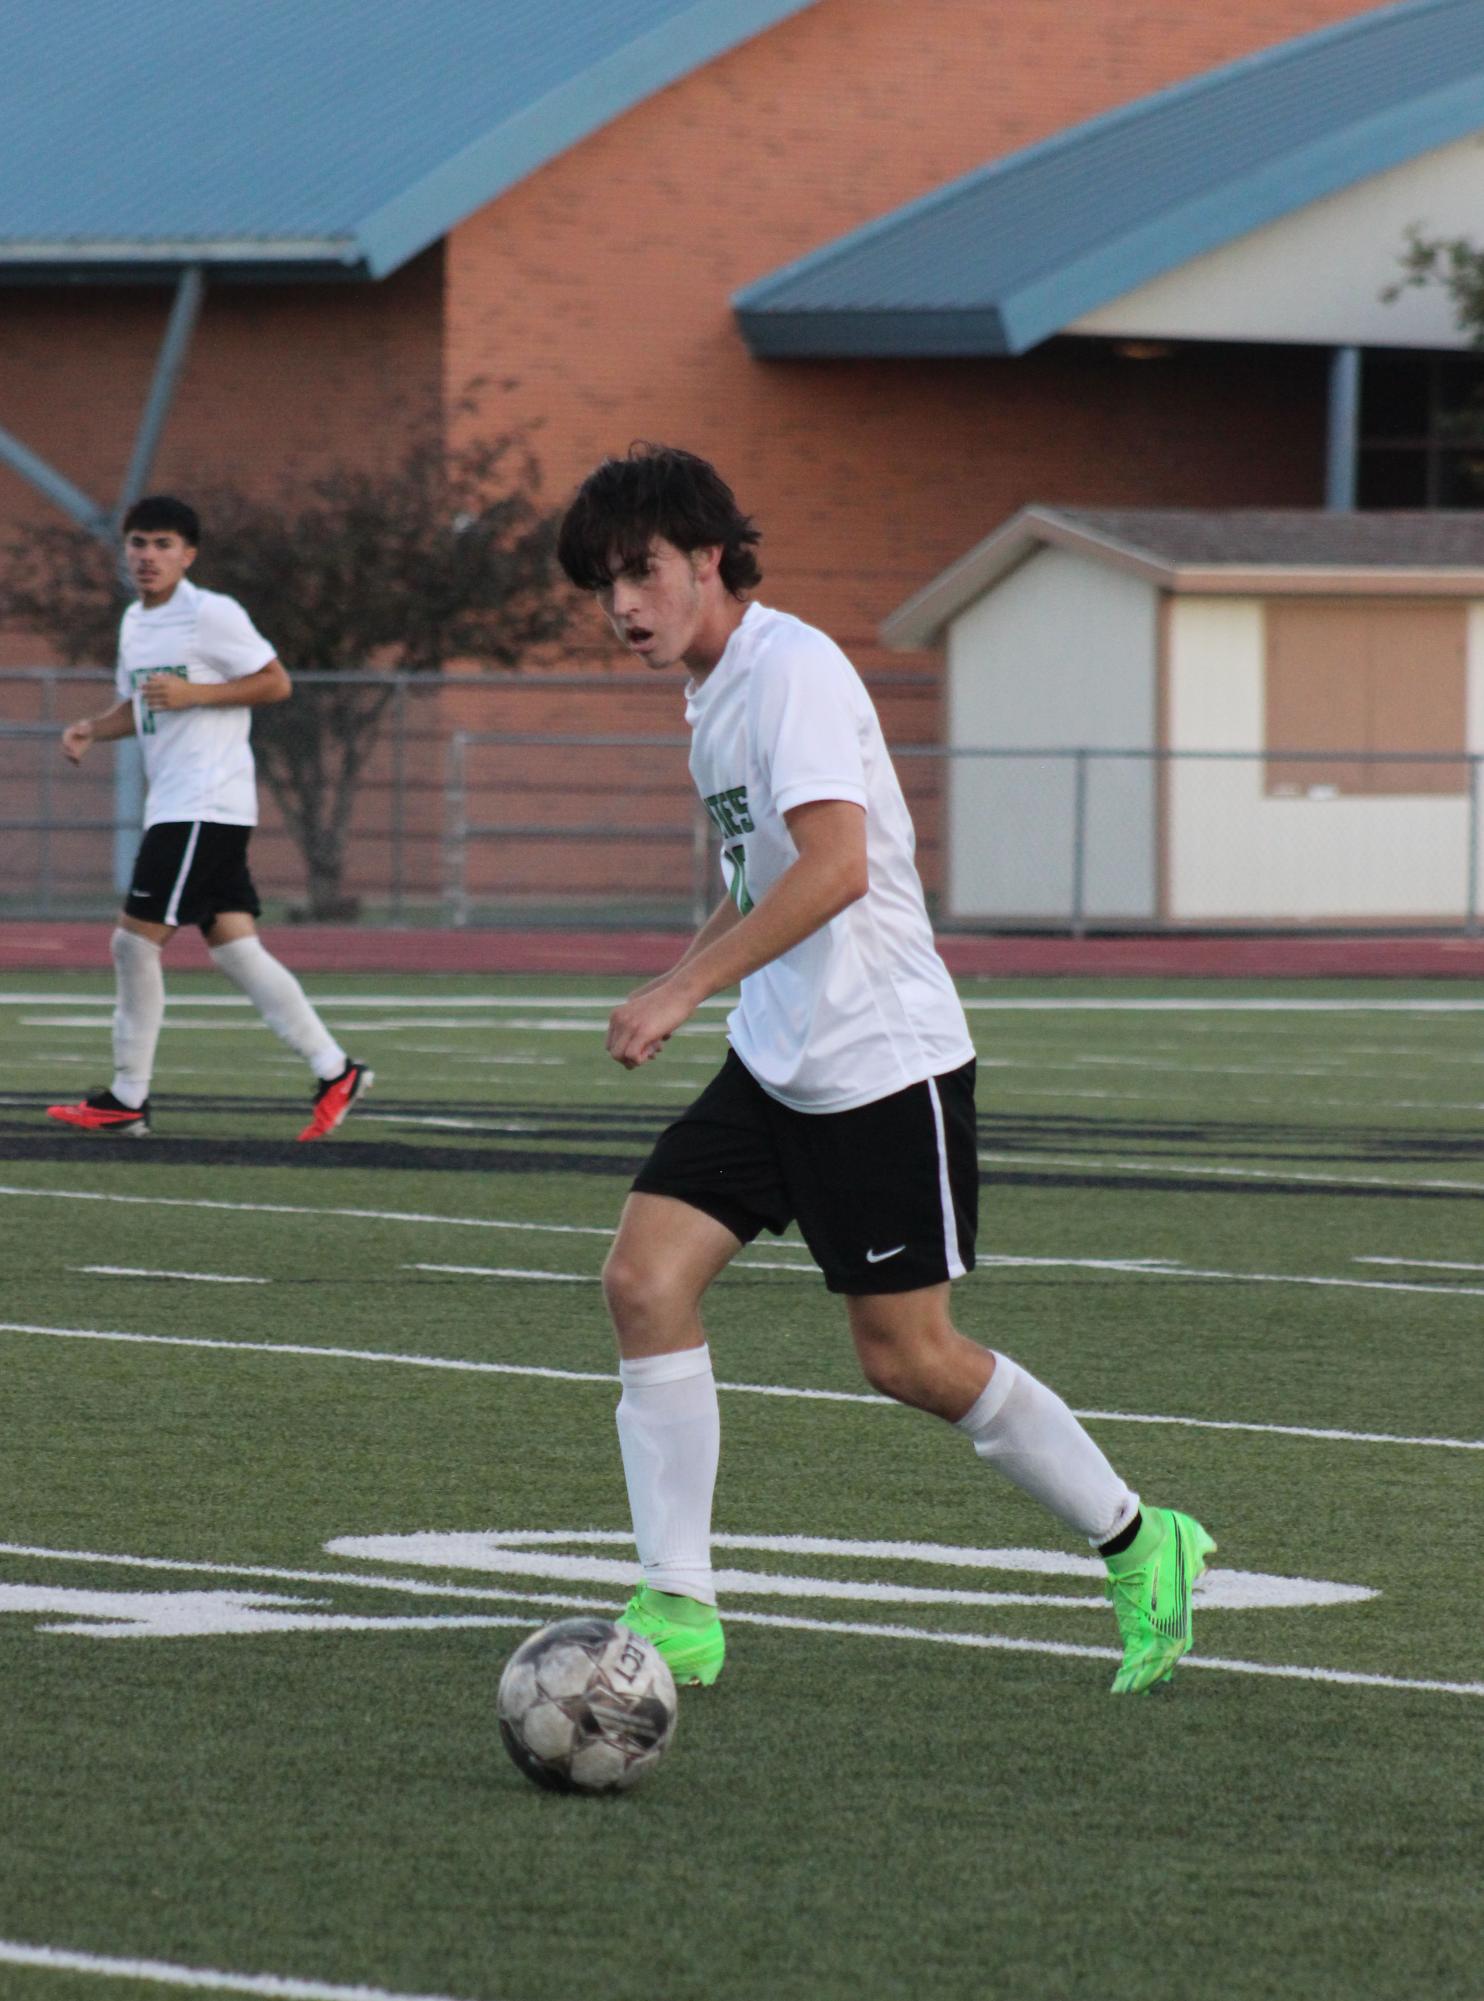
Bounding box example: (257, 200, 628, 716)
(601, 1248, 686, 1334)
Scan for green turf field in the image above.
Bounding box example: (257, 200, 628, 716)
(1, 970, 1480, 2001)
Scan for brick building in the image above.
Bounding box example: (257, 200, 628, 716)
(2, 0, 1478, 918)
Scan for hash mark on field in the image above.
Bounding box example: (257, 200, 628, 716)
(2, 1319, 1478, 1450)
(1357, 1255, 1484, 1272)
(0, 1936, 472, 2000)
(71, 1266, 269, 1285)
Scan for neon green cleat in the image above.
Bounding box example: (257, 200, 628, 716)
(618, 1585, 725, 1687)
(1104, 1507, 1217, 1695)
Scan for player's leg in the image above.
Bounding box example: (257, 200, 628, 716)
(196, 834, 370, 1136)
(846, 1288, 1215, 1692)
(604, 1192, 741, 1685)
(607, 1054, 788, 1684)
(786, 1060, 1214, 1693)
(46, 824, 187, 1134)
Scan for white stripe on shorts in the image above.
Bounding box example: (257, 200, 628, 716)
(926, 1076, 966, 1280)
(163, 820, 203, 927)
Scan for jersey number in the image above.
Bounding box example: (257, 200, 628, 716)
(724, 842, 755, 915)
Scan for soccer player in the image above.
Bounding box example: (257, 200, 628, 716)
(46, 494, 371, 1141)
(557, 445, 1214, 1696)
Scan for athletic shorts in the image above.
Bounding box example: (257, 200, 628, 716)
(632, 1049, 978, 1295)
(124, 821, 262, 931)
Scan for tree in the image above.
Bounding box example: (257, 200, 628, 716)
(1382, 225, 1484, 346)
(0, 428, 571, 917)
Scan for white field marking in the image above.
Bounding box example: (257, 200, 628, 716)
(6, 1541, 1474, 1696)
(0, 1583, 539, 1641)
(15, 990, 1484, 1014)
(0, 1936, 475, 2001)
(328, 1529, 1374, 1613)
(979, 1148, 1484, 1197)
(2, 1315, 1478, 1452)
(71, 1266, 269, 1285)
(407, 1263, 596, 1283)
(1358, 1255, 1484, 1272)
(0, 1183, 619, 1236)
(364, 1114, 548, 1132)
(717, 1610, 1484, 1699)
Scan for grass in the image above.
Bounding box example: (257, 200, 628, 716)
(0, 970, 1480, 2000)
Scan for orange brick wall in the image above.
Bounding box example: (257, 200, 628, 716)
(0, 247, 444, 664)
(445, 0, 1387, 685)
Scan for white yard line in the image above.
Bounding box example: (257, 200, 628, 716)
(0, 1938, 473, 2001)
(11, 989, 1484, 1013)
(71, 1267, 269, 1285)
(1, 1318, 1477, 1450)
(979, 1149, 1484, 1197)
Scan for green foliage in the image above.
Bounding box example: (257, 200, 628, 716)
(1382, 225, 1484, 346)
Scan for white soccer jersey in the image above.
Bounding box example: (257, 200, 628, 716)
(115, 578, 277, 827)
(685, 601, 974, 1112)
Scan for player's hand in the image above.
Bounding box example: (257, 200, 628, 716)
(142, 673, 196, 711)
(61, 720, 94, 763)
(606, 978, 698, 1069)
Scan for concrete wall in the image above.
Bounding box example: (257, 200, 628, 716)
(1165, 598, 1484, 922)
(945, 547, 1158, 922)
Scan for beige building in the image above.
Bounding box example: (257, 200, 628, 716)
(885, 511, 1484, 929)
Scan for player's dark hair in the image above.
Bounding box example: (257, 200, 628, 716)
(557, 444, 761, 597)
(121, 494, 200, 546)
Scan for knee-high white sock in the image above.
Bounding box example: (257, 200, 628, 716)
(209, 936, 345, 1080)
(616, 1345, 720, 1605)
(110, 926, 165, 1108)
(956, 1351, 1139, 1546)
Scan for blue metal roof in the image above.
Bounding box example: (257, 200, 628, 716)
(0, 0, 818, 281)
(735, 0, 1484, 357)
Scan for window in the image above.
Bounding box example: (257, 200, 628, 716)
(1358, 351, 1484, 510)
(1264, 601, 1467, 796)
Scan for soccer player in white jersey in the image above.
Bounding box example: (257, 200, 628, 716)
(47, 495, 371, 1141)
(558, 446, 1214, 1696)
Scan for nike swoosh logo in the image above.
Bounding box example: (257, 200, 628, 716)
(865, 1245, 906, 1264)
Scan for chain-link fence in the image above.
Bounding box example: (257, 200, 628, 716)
(7, 668, 1484, 931)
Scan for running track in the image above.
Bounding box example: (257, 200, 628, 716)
(8, 922, 1484, 978)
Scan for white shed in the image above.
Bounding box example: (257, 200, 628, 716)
(884, 509, 1484, 928)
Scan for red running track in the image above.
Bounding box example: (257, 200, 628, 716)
(7, 922, 1484, 979)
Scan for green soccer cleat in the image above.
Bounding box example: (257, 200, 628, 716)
(1104, 1507, 1217, 1695)
(618, 1585, 726, 1687)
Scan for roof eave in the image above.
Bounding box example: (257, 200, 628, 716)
(0, 238, 367, 284)
(737, 305, 1013, 358)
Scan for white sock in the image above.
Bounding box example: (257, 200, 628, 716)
(209, 936, 346, 1080)
(616, 1345, 720, 1605)
(110, 926, 165, 1108)
(956, 1351, 1139, 1546)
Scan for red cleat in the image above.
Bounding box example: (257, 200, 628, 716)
(297, 1060, 373, 1141)
(46, 1090, 151, 1136)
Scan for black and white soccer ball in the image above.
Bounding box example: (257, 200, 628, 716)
(496, 1616, 678, 1794)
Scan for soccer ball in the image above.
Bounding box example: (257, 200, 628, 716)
(496, 1616, 678, 1794)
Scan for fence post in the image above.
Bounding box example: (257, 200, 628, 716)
(1070, 749, 1089, 937)
(445, 729, 469, 927)
(391, 678, 407, 925)
(1467, 755, 1481, 938)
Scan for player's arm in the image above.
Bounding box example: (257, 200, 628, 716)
(606, 798, 867, 1068)
(141, 657, 292, 713)
(623, 894, 746, 1003)
(61, 698, 136, 764)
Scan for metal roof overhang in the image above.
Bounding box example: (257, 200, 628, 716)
(735, 1, 1484, 360)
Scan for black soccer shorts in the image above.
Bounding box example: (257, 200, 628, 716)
(632, 1049, 978, 1294)
(123, 820, 262, 931)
